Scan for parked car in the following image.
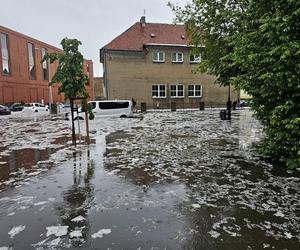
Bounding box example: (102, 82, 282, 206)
(22, 103, 49, 113)
(69, 100, 133, 120)
(9, 102, 24, 112)
(240, 99, 252, 108)
(0, 105, 11, 115)
(56, 102, 71, 113)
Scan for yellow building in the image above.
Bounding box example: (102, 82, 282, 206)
(100, 17, 238, 109)
(93, 77, 104, 100)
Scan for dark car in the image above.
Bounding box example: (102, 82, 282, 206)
(9, 102, 24, 112)
(0, 105, 11, 115)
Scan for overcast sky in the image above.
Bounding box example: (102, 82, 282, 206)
(0, 0, 188, 77)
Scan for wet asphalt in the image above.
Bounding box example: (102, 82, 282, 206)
(0, 110, 299, 250)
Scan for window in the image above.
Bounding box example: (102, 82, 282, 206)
(172, 52, 183, 63)
(188, 85, 202, 97)
(170, 85, 184, 98)
(190, 54, 201, 63)
(152, 85, 166, 98)
(89, 101, 96, 109)
(0, 33, 11, 75)
(41, 48, 48, 81)
(99, 101, 129, 109)
(153, 52, 165, 62)
(27, 43, 36, 80)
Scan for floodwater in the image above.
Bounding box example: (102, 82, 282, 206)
(0, 110, 299, 250)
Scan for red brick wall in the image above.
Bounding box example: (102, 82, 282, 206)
(0, 26, 94, 104)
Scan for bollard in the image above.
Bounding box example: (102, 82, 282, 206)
(220, 110, 227, 120)
(199, 101, 205, 110)
(141, 102, 147, 113)
(171, 102, 176, 112)
(50, 104, 57, 114)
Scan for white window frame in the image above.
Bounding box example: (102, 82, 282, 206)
(153, 51, 165, 62)
(152, 84, 166, 98)
(188, 84, 202, 98)
(190, 54, 201, 63)
(0, 33, 11, 75)
(172, 52, 183, 63)
(170, 84, 184, 98)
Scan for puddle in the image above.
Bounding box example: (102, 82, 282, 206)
(0, 110, 299, 249)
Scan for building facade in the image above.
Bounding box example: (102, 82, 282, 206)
(93, 77, 104, 99)
(100, 17, 238, 108)
(0, 25, 94, 105)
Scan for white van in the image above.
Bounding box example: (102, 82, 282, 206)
(72, 100, 133, 120)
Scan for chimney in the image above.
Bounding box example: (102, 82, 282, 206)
(140, 16, 146, 27)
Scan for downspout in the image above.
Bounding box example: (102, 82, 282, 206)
(103, 50, 109, 99)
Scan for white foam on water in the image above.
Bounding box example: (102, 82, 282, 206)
(91, 228, 111, 239)
(8, 225, 26, 238)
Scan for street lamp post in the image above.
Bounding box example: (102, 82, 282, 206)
(36, 47, 53, 114)
(48, 58, 53, 114)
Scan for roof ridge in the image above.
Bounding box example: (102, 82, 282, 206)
(101, 22, 139, 50)
(100, 19, 188, 53)
(0, 25, 61, 52)
(146, 22, 184, 26)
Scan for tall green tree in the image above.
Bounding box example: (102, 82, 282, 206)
(170, 0, 300, 168)
(169, 0, 248, 85)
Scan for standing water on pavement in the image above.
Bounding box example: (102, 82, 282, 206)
(0, 110, 299, 249)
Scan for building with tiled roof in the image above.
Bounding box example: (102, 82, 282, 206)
(100, 17, 238, 108)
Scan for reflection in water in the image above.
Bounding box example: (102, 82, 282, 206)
(102, 111, 300, 249)
(238, 111, 263, 151)
(0, 111, 299, 249)
(0, 148, 54, 182)
(56, 149, 95, 247)
(0, 136, 73, 183)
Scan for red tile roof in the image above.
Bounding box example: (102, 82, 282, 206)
(102, 21, 188, 51)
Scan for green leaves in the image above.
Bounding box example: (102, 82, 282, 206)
(41, 38, 89, 101)
(171, 0, 300, 168)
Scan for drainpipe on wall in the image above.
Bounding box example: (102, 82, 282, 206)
(103, 51, 109, 99)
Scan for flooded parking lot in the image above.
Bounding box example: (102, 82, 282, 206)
(0, 110, 299, 250)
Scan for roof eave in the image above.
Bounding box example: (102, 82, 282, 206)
(143, 43, 205, 48)
(100, 48, 145, 63)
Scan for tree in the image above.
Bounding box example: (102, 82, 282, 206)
(42, 38, 94, 145)
(42, 38, 89, 100)
(169, 0, 248, 85)
(170, 0, 300, 168)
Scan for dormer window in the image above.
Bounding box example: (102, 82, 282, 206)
(190, 54, 201, 63)
(153, 51, 165, 63)
(172, 52, 183, 63)
(181, 35, 186, 39)
(150, 33, 156, 38)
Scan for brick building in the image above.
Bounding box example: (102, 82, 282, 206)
(0, 25, 94, 105)
(100, 17, 238, 109)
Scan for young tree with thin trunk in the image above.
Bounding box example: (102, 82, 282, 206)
(42, 38, 94, 145)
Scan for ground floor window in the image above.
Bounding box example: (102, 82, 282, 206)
(170, 85, 184, 98)
(188, 85, 202, 97)
(152, 85, 166, 98)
